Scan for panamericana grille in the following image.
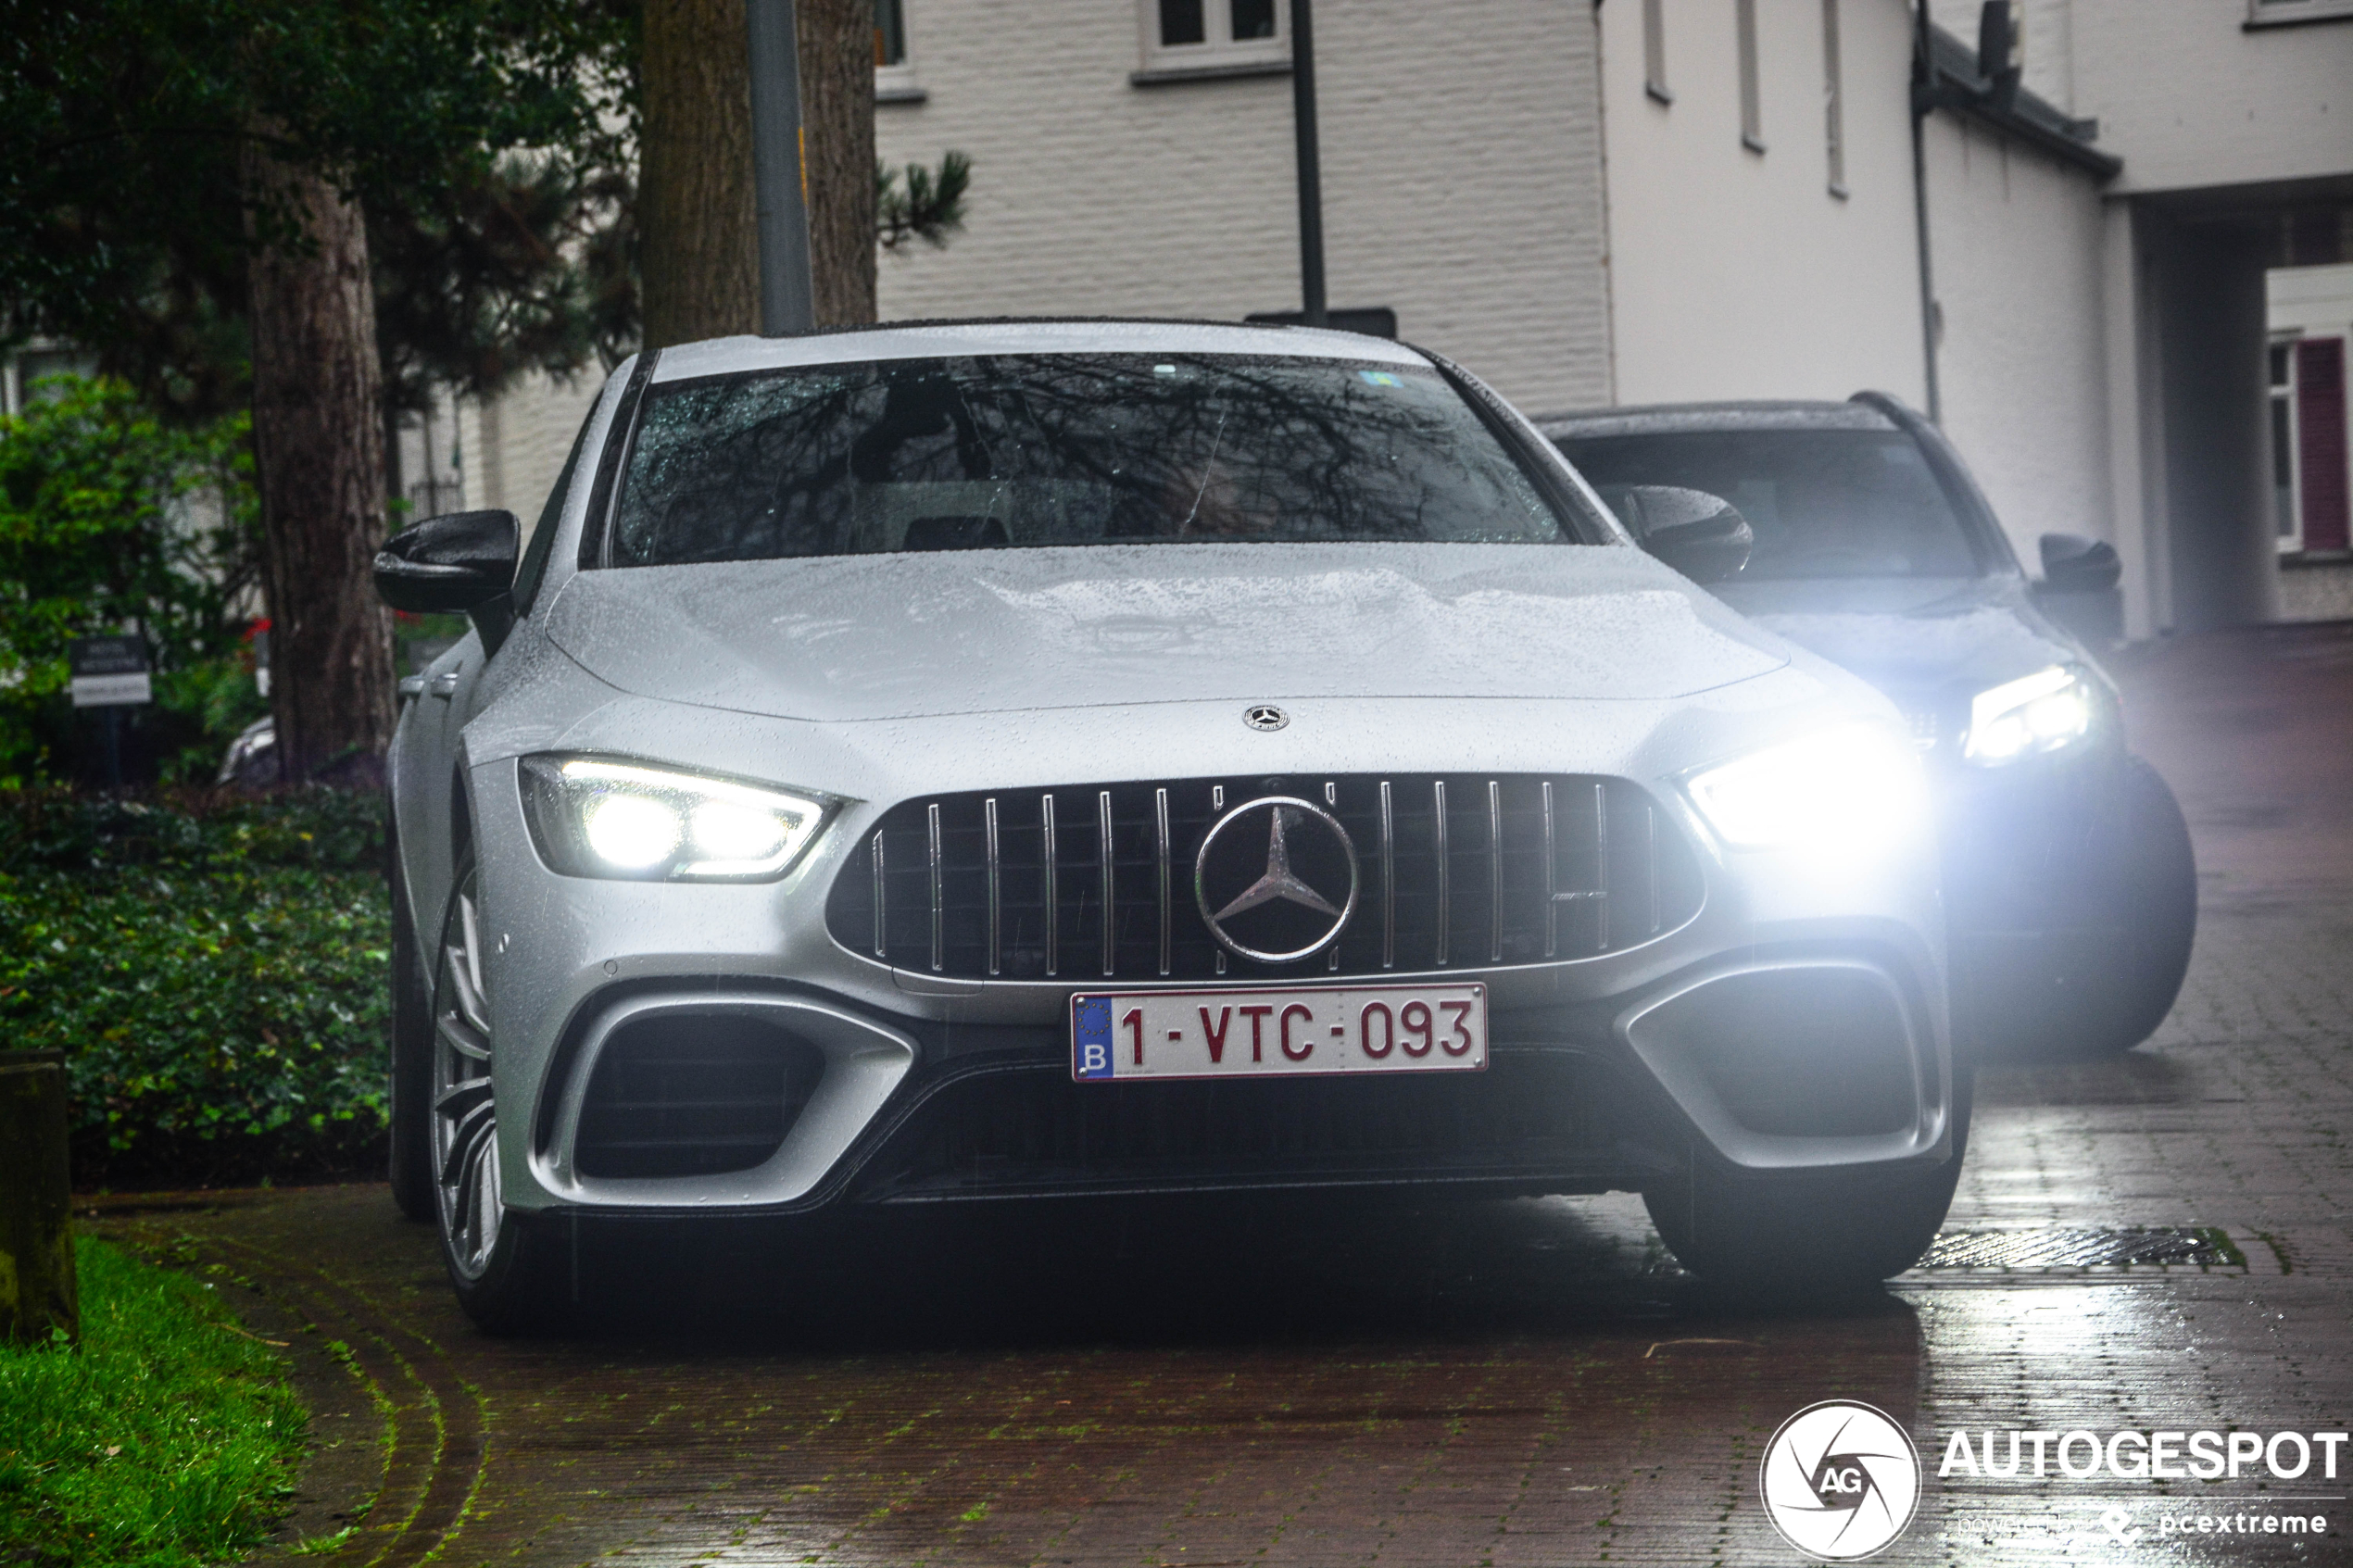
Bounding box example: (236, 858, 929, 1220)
(824, 774, 1703, 983)
(859, 1053, 1620, 1198)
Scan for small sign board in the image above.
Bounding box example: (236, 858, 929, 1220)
(68, 635, 152, 709)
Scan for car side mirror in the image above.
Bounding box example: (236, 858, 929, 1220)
(2038, 532, 2120, 594)
(374, 509, 521, 655)
(1621, 486, 1754, 584)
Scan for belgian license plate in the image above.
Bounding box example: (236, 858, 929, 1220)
(1070, 983, 1487, 1082)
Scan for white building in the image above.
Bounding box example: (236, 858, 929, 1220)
(460, 0, 2353, 639)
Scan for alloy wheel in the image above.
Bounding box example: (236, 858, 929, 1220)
(431, 869, 502, 1279)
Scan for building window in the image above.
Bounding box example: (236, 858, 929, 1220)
(2272, 339, 2304, 551)
(1136, 0, 1290, 81)
(1821, 0, 1846, 194)
(1642, 0, 1671, 105)
(875, 0, 921, 102)
(2292, 336, 2352, 553)
(1736, 0, 1765, 153)
(2246, 0, 2353, 28)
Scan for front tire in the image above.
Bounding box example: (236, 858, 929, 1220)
(1644, 1068, 1971, 1297)
(429, 854, 569, 1334)
(2074, 757, 2196, 1057)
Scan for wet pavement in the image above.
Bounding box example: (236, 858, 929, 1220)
(91, 624, 2353, 1567)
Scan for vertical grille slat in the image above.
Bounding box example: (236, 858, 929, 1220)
(1378, 780, 1396, 971)
(926, 802, 944, 973)
(827, 773, 1700, 983)
(1155, 786, 1172, 978)
(1098, 790, 1115, 978)
(984, 797, 1002, 977)
(1042, 794, 1059, 978)
(1431, 779, 1450, 968)
(1487, 780, 1504, 964)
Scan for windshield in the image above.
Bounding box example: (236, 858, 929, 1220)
(605, 353, 1590, 564)
(1551, 428, 1983, 580)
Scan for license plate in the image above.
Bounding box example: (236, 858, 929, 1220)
(1070, 983, 1487, 1082)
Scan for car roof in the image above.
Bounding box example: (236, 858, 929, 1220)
(1531, 399, 1899, 439)
(649, 318, 1433, 383)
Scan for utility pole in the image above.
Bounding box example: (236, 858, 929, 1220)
(746, 0, 816, 335)
(1290, 0, 1327, 329)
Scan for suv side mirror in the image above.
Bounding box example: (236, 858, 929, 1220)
(1620, 486, 1754, 584)
(2038, 532, 2120, 594)
(374, 509, 520, 654)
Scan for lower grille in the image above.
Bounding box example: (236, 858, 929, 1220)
(574, 1014, 824, 1179)
(825, 773, 1704, 984)
(856, 1052, 1623, 1198)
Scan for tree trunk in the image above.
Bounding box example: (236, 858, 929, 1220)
(640, 0, 760, 348)
(797, 0, 877, 326)
(243, 141, 396, 784)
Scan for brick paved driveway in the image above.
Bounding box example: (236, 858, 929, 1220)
(95, 625, 2353, 1567)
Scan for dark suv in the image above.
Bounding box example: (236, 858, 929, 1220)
(1541, 393, 2196, 1059)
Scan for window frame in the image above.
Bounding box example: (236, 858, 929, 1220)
(1736, 0, 1766, 153)
(2271, 334, 2304, 554)
(1821, 0, 1847, 196)
(875, 0, 922, 102)
(1136, 0, 1290, 81)
(2246, 0, 2353, 29)
(1642, 0, 1672, 105)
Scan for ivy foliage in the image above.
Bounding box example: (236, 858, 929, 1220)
(0, 788, 391, 1185)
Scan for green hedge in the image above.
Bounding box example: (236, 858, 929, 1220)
(0, 789, 391, 1186)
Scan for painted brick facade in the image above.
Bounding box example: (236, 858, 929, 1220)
(870, 0, 1612, 411)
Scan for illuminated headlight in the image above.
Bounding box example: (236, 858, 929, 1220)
(1964, 666, 2095, 765)
(1686, 725, 1930, 851)
(519, 756, 829, 881)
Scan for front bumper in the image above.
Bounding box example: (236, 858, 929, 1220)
(470, 743, 1957, 1217)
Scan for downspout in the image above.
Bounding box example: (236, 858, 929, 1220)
(1908, 0, 1942, 423)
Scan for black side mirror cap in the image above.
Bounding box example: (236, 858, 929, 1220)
(2038, 532, 2121, 594)
(375, 509, 521, 657)
(1620, 485, 1754, 584)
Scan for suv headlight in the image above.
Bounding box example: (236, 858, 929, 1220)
(520, 756, 831, 881)
(1686, 725, 1929, 851)
(1963, 665, 2094, 765)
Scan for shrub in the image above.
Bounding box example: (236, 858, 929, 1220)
(0, 787, 391, 1186)
(0, 376, 264, 787)
(0, 1236, 307, 1567)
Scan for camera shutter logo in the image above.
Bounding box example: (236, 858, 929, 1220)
(1759, 1400, 1921, 1561)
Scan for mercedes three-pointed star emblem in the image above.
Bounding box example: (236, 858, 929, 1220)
(1193, 796, 1360, 963)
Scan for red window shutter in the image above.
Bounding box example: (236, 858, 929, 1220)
(2296, 337, 2349, 553)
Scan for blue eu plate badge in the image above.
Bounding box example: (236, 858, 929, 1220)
(1072, 996, 1115, 1080)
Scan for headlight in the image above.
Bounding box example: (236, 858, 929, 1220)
(1963, 665, 2094, 765)
(519, 756, 830, 881)
(1685, 725, 1929, 851)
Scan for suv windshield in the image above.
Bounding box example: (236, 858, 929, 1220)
(1552, 428, 1982, 580)
(606, 353, 1590, 564)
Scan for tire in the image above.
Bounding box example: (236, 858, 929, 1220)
(387, 851, 435, 1222)
(2073, 756, 2196, 1058)
(429, 853, 572, 1334)
(1644, 1066, 1972, 1297)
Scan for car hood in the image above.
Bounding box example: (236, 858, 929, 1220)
(539, 544, 1791, 722)
(1709, 574, 2082, 698)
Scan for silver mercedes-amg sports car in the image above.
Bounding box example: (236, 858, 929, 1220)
(374, 320, 1966, 1329)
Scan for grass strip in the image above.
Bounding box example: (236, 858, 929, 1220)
(0, 1236, 305, 1566)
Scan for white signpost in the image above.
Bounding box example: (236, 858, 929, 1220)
(68, 635, 150, 788)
